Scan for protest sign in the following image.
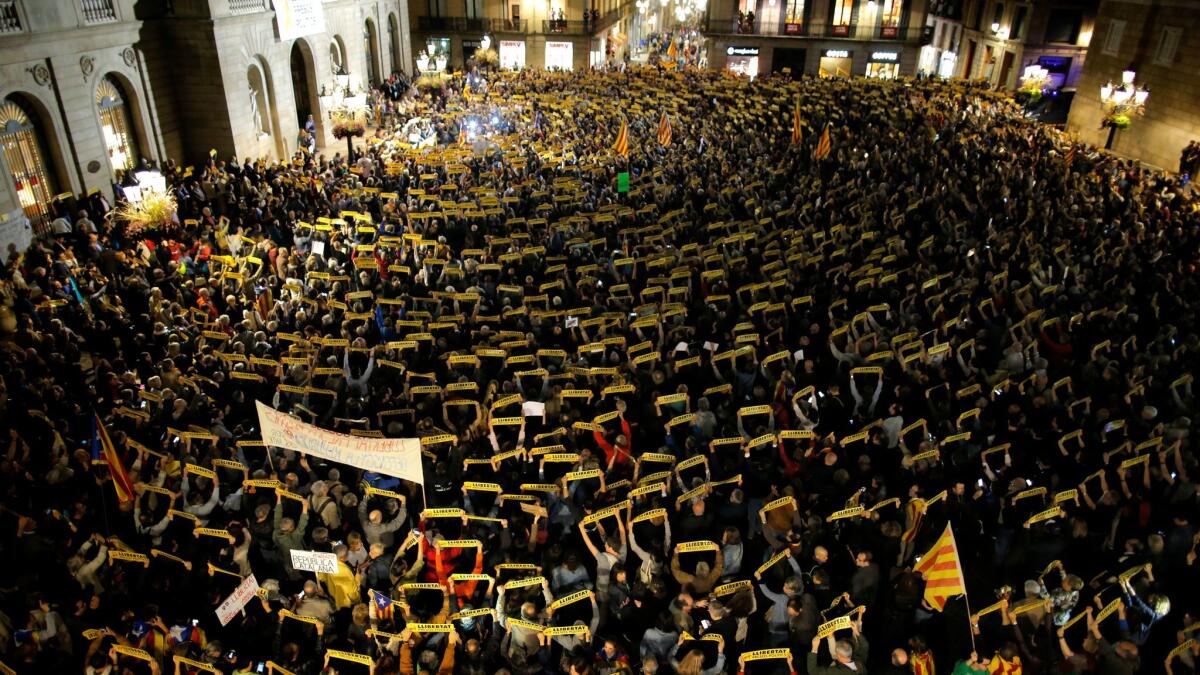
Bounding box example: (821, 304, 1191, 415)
(215, 574, 259, 626)
(290, 550, 339, 574)
(257, 402, 423, 484)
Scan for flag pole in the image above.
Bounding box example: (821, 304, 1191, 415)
(949, 524, 977, 653)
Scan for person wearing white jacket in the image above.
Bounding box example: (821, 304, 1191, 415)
(67, 535, 107, 595)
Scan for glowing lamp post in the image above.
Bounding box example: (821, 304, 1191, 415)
(1099, 68, 1149, 150)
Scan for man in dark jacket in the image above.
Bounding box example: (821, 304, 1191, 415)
(807, 614, 869, 674)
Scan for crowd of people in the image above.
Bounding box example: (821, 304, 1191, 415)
(1, 65, 1199, 675)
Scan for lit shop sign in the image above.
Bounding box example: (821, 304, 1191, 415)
(870, 51, 900, 62)
(822, 49, 851, 58)
(727, 46, 760, 56)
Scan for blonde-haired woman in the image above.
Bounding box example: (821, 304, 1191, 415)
(669, 634, 726, 675)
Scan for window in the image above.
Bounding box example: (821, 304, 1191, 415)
(830, 0, 853, 26)
(992, 2, 1003, 27)
(880, 0, 902, 27)
(465, 0, 482, 19)
(0, 97, 57, 225)
(1044, 8, 1081, 44)
(1154, 27, 1181, 66)
(1010, 5, 1027, 40)
(1102, 18, 1124, 55)
(427, 0, 447, 17)
(785, 0, 805, 28)
(96, 75, 140, 176)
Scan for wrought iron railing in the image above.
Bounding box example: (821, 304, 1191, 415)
(417, 16, 530, 32)
(707, 17, 925, 42)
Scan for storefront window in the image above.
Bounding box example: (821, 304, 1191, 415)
(500, 40, 526, 69)
(0, 97, 57, 226)
(819, 49, 852, 77)
(865, 61, 899, 78)
(427, 38, 451, 60)
(545, 41, 573, 70)
(96, 75, 140, 176)
(725, 46, 760, 78)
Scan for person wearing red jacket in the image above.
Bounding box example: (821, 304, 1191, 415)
(593, 414, 633, 470)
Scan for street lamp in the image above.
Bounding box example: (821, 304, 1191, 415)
(1098, 67, 1149, 150)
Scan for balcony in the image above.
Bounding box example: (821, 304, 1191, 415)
(228, 0, 268, 14)
(0, 1, 22, 34)
(80, 0, 117, 24)
(707, 17, 926, 43)
(416, 16, 530, 33)
(541, 19, 586, 35)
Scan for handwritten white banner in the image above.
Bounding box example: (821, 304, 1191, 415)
(291, 550, 339, 574)
(256, 401, 424, 485)
(215, 574, 259, 626)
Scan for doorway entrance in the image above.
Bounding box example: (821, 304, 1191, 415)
(290, 40, 322, 150)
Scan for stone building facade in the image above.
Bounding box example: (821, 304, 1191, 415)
(1067, 0, 1199, 170)
(0, 0, 409, 252)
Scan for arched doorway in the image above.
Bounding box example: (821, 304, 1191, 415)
(388, 13, 401, 74)
(364, 19, 381, 85)
(0, 95, 59, 226)
(290, 40, 323, 149)
(95, 74, 142, 178)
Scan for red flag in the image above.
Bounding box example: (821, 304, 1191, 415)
(791, 105, 803, 146)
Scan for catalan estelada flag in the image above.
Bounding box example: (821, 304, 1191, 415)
(812, 124, 832, 161)
(371, 589, 395, 621)
(254, 286, 273, 321)
(613, 118, 629, 158)
(901, 497, 927, 543)
(913, 524, 967, 611)
(92, 413, 134, 503)
(791, 104, 803, 146)
(657, 112, 672, 147)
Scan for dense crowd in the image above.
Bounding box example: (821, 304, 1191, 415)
(1, 65, 1199, 675)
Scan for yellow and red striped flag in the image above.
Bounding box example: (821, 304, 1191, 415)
(812, 124, 832, 161)
(657, 112, 672, 147)
(92, 413, 134, 503)
(667, 40, 678, 60)
(613, 118, 629, 158)
(913, 523, 967, 611)
(791, 104, 803, 146)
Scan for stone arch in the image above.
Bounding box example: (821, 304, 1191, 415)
(364, 17, 382, 85)
(0, 91, 71, 225)
(93, 71, 147, 179)
(290, 37, 325, 149)
(387, 12, 402, 74)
